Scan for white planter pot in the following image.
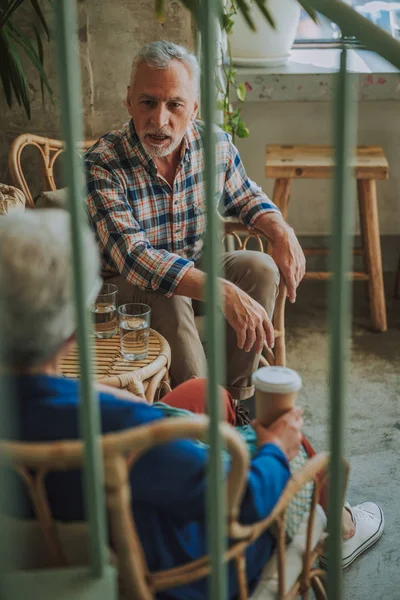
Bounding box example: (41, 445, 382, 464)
(230, 0, 301, 67)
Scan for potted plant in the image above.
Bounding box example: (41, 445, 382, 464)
(0, 0, 53, 119)
(229, 0, 301, 67)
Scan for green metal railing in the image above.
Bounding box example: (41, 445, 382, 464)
(53, 0, 108, 578)
(1, 1, 400, 599)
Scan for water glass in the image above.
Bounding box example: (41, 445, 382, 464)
(91, 283, 118, 339)
(118, 303, 151, 361)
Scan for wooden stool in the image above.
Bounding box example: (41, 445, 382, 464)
(266, 144, 389, 332)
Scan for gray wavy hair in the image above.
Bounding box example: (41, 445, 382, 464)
(0, 209, 101, 368)
(130, 40, 200, 95)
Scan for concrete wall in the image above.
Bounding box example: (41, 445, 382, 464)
(236, 101, 400, 270)
(236, 100, 400, 236)
(0, 0, 193, 196)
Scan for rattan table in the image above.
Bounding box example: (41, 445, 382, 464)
(60, 329, 171, 403)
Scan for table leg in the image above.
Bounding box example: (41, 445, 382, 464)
(357, 180, 387, 332)
(272, 178, 292, 220)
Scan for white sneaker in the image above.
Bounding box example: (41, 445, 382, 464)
(320, 501, 384, 570)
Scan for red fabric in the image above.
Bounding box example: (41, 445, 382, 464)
(161, 378, 237, 425)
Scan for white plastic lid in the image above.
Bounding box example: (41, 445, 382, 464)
(252, 366, 302, 394)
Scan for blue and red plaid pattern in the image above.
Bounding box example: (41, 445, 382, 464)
(85, 119, 279, 297)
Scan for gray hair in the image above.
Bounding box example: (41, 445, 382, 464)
(130, 40, 200, 95)
(0, 209, 101, 368)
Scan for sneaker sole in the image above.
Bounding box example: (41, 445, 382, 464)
(320, 504, 384, 570)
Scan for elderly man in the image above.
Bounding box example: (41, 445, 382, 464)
(85, 40, 306, 398)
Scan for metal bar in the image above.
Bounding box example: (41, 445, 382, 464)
(53, 0, 108, 578)
(327, 46, 357, 600)
(200, 0, 227, 598)
(305, 0, 400, 69)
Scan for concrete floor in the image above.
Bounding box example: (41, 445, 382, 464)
(281, 275, 400, 600)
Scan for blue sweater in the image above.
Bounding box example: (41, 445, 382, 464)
(4, 375, 290, 599)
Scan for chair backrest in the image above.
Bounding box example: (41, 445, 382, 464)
(8, 134, 96, 208)
(0, 416, 250, 600)
(0, 414, 344, 600)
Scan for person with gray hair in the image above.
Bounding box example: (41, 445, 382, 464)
(84, 40, 306, 404)
(0, 209, 102, 369)
(0, 210, 384, 596)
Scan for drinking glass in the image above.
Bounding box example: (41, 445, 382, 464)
(118, 303, 151, 361)
(91, 283, 118, 338)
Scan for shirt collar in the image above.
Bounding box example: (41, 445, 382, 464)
(126, 118, 193, 173)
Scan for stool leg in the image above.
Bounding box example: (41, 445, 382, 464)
(357, 180, 387, 332)
(272, 178, 292, 220)
(357, 185, 370, 299)
(395, 256, 400, 299)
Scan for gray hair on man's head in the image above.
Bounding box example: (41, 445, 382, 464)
(130, 40, 200, 95)
(0, 209, 101, 369)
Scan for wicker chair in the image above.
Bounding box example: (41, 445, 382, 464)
(0, 417, 347, 600)
(8, 133, 287, 368)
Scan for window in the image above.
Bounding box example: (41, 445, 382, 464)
(296, 0, 400, 43)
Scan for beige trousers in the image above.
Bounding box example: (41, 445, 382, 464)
(105, 250, 279, 400)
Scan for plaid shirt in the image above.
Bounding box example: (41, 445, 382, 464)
(85, 119, 279, 297)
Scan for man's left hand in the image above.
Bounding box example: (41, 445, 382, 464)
(254, 213, 306, 303)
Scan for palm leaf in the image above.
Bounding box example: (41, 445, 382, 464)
(252, 0, 275, 29)
(33, 24, 44, 100)
(0, 0, 25, 31)
(29, 0, 49, 39)
(2, 27, 30, 117)
(0, 32, 13, 106)
(299, 1, 318, 23)
(8, 21, 53, 99)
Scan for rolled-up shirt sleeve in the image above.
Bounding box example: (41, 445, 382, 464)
(86, 163, 194, 297)
(220, 141, 280, 227)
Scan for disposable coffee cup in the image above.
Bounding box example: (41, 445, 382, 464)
(252, 367, 302, 427)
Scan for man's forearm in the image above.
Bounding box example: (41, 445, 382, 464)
(252, 212, 292, 244)
(174, 266, 234, 303)
(174, 266, 206, 300)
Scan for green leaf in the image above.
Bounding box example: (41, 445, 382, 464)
(0, 33, 13, 107)
(33, 24, 44, 102)
(8, 22, 53, 100)
(236, 82, 246, 102)
(236, 122, 250, 138)
(0, 0, 25, 31)
(299, 1, 318, 23)
(216, 99, 225, 111)
(234, 0, 256, 31)
(3, 28, 31, 117)
(252, 0, 275, 29)
(30, 0, 50, 40)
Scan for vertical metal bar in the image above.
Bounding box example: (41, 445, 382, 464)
(200, 0, 227, 598)
(53, 0, 107, 577)
(327, 46, 357, 600)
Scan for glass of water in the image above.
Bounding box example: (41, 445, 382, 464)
(91, 283, 118, 338)
(118, 303, 151, 361)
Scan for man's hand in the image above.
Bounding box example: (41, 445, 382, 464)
(254, 213, 306, 304)
(252, 407, 304, 461)
(223, 280, 274, 352)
